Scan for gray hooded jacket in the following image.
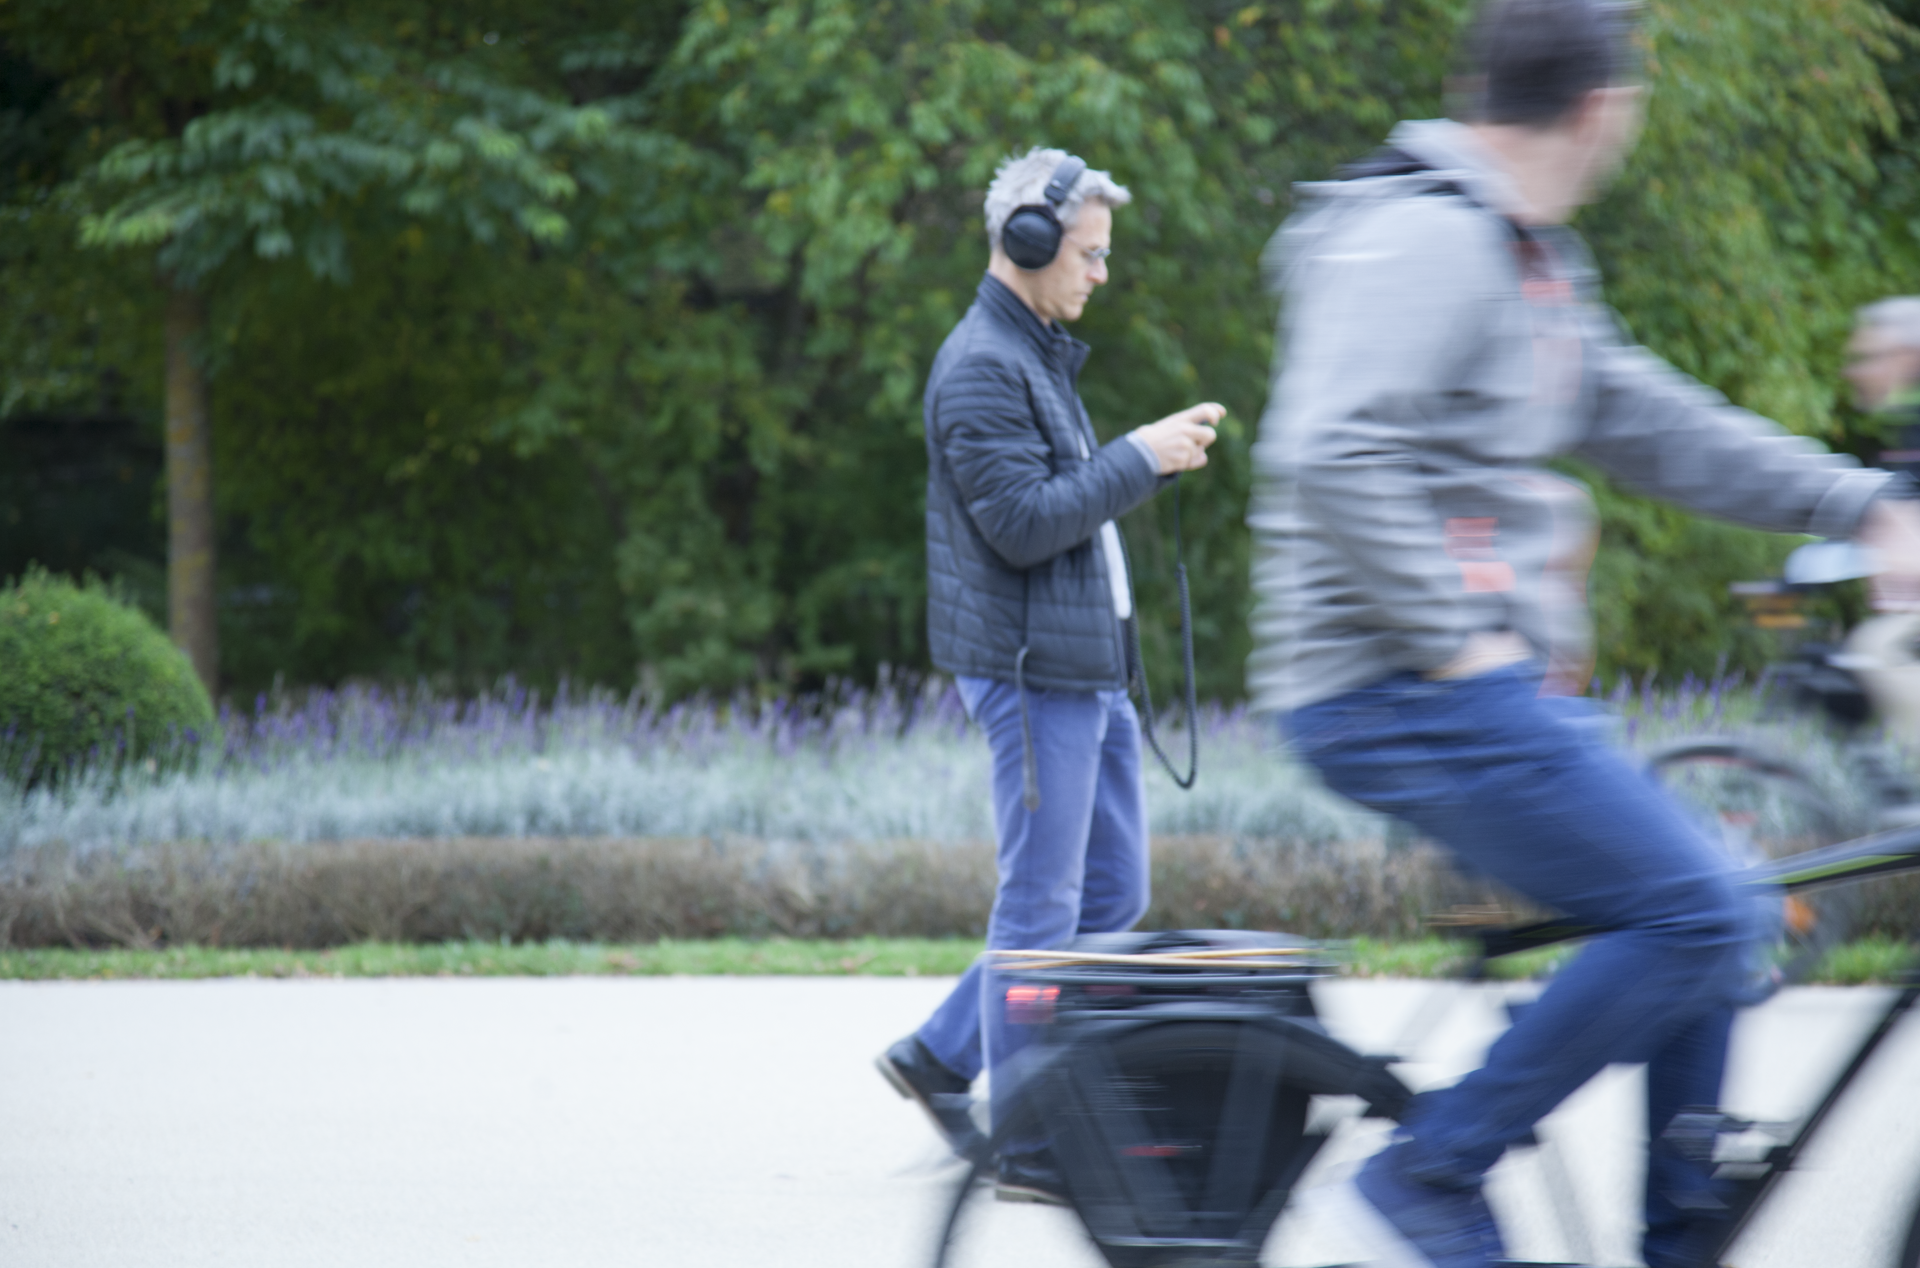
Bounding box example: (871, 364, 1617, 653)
(1248, 119, 1894, 713)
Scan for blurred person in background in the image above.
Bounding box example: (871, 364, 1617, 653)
(1249, 2, 1920, 1265)
(1849, 297, 1920, 487)
(875, 147, 1224, 1202)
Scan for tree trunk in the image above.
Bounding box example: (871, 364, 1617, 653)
(164, 284, 218, 696)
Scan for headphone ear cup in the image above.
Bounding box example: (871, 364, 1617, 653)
(1002, 205, 1062, 271)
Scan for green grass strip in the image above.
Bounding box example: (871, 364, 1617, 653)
(1811, 935, 1919, 986)
(0, 936, 1909, 983)
(0, 937, 986, 981)
(1338, 937, 1578, 981)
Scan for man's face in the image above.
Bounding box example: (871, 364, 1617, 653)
(1026, 202, 1112, 324)
(1846, 324, 1920, 413)
(1569, 84, 1644, 208)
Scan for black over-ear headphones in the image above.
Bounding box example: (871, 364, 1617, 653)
(1000, 154, 1088, 271)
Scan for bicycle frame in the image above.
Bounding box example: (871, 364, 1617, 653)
(1471, 826, 1920, 1267)
(1475, 823, 1920, 961)
(1700, 972, 1920, 1262)
(934, 838, 1920, 1268)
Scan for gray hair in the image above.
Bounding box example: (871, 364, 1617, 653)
(1859, 297, 1920, 349)
(983, 147, 1132, 252)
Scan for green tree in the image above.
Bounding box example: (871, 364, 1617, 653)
(621, 0, 1915, 692)
(584, 0, 1467, 697)
(3, 0, 627, 692)
(1574, 0, 1908, 683)
(3, 0, 1915, 701)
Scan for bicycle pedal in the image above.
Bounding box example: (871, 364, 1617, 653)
(1661, 1111, 1795, 1163)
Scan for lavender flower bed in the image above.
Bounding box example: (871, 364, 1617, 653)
(5, 671, 1915, 950)
(0, 677, 1378, 855)
(0, 671, 1855, 857)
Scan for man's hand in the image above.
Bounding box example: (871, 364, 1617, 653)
(1424, 630, 1532, 680)
(1132, 403, 1225, 475)
(1859, 498, 1920, 610)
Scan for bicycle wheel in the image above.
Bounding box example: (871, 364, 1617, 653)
(933, 1154, 1110, 1268)
(1647, 740, 1855, 983)
(931, 1021, 1321, 1268)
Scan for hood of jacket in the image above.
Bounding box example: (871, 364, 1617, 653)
(1264, 118, 1530, 297)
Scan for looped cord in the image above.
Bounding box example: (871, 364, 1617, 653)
(1014, 644, 1042, 810)
(1131, 474, 1199, 790)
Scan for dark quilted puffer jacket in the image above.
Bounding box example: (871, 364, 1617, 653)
(925, 275, 1164, 690)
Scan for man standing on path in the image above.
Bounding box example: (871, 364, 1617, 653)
(876, 148, 1223, 1202)
(1250, 3, 1920, 1266)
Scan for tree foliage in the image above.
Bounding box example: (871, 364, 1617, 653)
(2, 0, 1917, 698)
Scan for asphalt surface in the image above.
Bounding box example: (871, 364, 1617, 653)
(2, 974, 1917, 1268)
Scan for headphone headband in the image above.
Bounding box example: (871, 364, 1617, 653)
(1041, 155, 1087, 207)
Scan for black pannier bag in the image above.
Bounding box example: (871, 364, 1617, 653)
(943, 929, 1412, 1268)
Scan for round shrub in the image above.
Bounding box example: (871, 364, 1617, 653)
(0, 569, 215, 787)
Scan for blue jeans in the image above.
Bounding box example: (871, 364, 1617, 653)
(916, 676, 1150, 1100)
(1284, 668, 1758, 1257)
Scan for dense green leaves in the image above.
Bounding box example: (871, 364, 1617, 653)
(3, 0, 1917, 698)
(18, 0, 635, 280)
(1575, 0, 1909, 682)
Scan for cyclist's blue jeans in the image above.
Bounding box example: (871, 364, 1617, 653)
(1284, 667, 1758, 1253)
(914, 677, 1150, 1103)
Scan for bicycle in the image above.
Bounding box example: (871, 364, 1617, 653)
(930, 829, 1920, 1268)
(1648, 538, 1920, 982)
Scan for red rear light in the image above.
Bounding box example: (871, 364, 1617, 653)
(1005, 984, 1060, 1025)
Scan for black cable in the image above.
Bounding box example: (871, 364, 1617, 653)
(1131, 474, 1198, 790)
(1014, 644, 1041, 811)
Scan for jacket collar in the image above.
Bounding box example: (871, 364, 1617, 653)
(976, 273, 1089, 375)
(1387, 118, 1531, 223)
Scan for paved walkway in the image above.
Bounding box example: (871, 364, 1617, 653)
(2, 975, 1916, 1267)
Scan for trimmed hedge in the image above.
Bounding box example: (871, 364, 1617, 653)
(0, 569, 214, 786)
(0, 835, 1507, 950)
(6, 833, 1910, 954)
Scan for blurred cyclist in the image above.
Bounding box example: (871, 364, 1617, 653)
(1250, 2, 1920, 1265)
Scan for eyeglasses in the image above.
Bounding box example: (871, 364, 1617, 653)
(1081, 246, 1112, 264)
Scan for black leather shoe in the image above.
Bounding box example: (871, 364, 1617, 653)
(995, 1151, 1069, 1206)
(876, 1036, 986, 1160)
